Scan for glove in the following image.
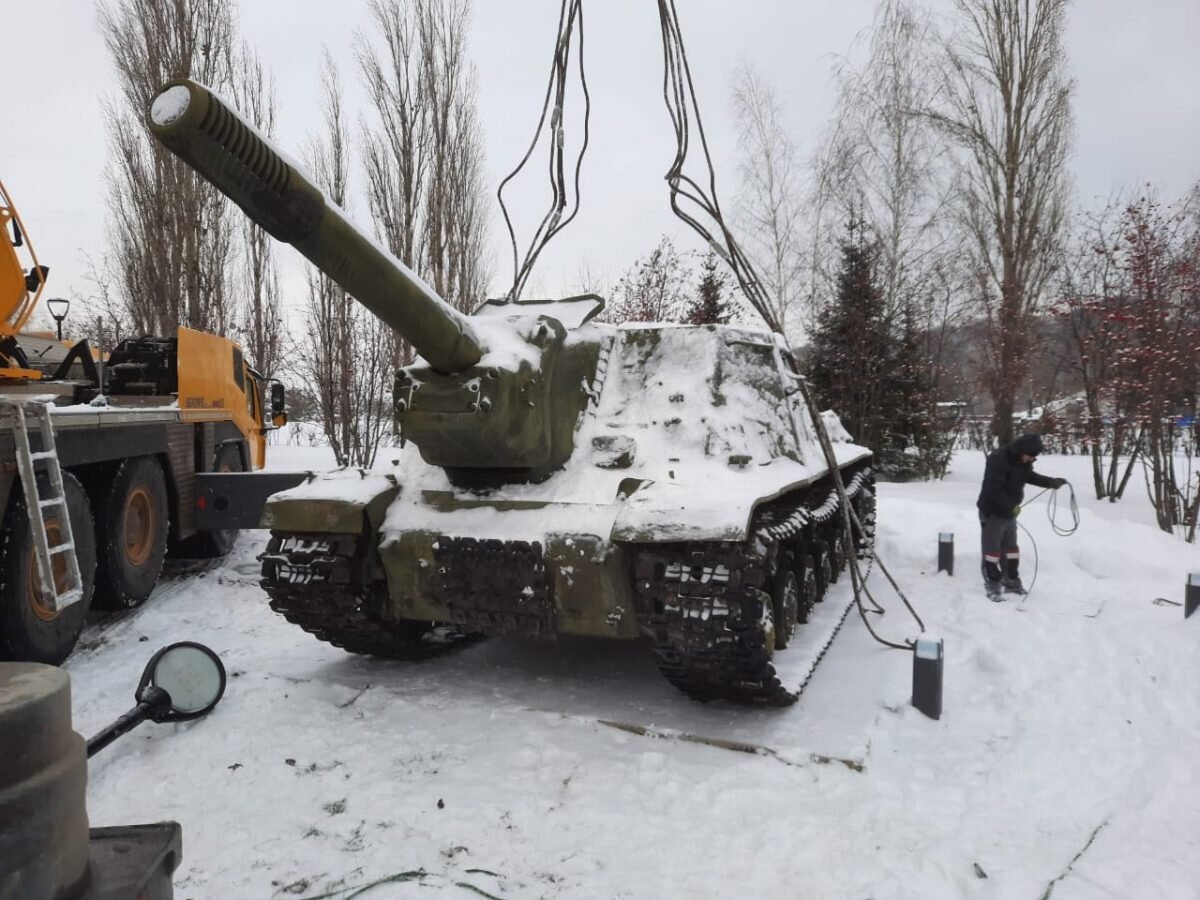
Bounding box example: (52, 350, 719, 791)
(1051, 477, 1067, 489)
(1012, 506, 1021, 518)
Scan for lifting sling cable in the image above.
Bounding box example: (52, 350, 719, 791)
(497, 0, 591, 301)
(500, 3, 927, 650)
(654, 0, 781, 334)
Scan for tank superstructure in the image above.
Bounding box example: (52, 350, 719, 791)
(149, 80, 874, 705)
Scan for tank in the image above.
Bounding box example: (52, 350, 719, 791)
(149, 80, 875, 705)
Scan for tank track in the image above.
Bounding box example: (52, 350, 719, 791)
(634, 540, 794, 706)
(259, 533, 481, 660)
(632, 466, 872, 707)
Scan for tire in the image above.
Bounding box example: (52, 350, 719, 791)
(92, 456, 169, 610)
(0, 471, 97, 664)
(772, 551, 799, 650)
(176, 443, 243, 558)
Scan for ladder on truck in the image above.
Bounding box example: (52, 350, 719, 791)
(0, 398, 83, 612)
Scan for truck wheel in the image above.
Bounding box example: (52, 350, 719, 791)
(179, 443, 243, 558)
(93, 457, 169, 610)
(0, 471, 97, 664)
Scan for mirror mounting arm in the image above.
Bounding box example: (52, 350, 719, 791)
(136, 684, 176, 723)
(86, 695, 163, 759)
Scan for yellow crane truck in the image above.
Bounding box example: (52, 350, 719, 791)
(0, 179, 287, 664)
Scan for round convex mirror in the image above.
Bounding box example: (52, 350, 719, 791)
(140, 642, 227, 721)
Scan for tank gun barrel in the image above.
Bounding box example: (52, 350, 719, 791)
(147, 79, 482, 374)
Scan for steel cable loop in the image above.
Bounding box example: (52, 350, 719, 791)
(1047, 481, 1080, 537)
(1017, 480, 1079, 603)
(498, 0, 591, 301)
(1016, 518, 1040, 602)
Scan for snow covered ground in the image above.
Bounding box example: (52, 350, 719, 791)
(64, 448, 1200, 899)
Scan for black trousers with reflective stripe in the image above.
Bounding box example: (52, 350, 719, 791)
(980, 513, 1019, 577)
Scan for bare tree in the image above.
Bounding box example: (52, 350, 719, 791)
(231, 46, 283, 381)
(814, 1, 953, 323)
(357, 0, 424, 279)
(1113, 192, 1200, 537)
(603, 237, 693, 324)
(1052, 197, 1132, 499)
(732, 64, 806, 341)
(1052, 186, 1200, 534)
(573, 259, 610, 298)
(357, 0, 489, 336)
(934, 0, 1074, 444)
(300, 54, 395, 468)
(98, 0, 237, 335)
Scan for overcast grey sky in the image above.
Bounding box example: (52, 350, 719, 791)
(3, 0, 1198, 316)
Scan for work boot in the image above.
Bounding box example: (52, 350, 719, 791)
(1002, 557, 1026, 595)
(982, 560, 1004, 602)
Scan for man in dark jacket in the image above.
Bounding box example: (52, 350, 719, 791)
(976, 433, 1066, 599)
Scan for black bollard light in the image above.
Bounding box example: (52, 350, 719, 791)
(1187, 574, 1200, 619)
(912, 635, 944, 720)
(937, 533, 954, 576)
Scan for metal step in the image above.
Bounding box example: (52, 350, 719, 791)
(0, 398, 85, 614)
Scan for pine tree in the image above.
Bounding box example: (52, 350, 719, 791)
(886, 300, 949, 478)
(809, 220, 951, 479)
(808, 219, 892, 457)
(683, 251, 731, 325)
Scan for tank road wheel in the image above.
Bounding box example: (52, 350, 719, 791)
(826, 528, 846, 584)
(93, 457, 169, 610)
(331, 613, 481, 661)
(179, 443, 244, 558)
(811, 540, 832, 601)
(759, 590, 777, 657)
(771, 552, 799, 650)
(852, 479, 877, 559)
(0, 471, 97, 664)
(796, 554, 818, 625)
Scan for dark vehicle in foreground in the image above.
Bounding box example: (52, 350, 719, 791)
(0, 642, 225, 899)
